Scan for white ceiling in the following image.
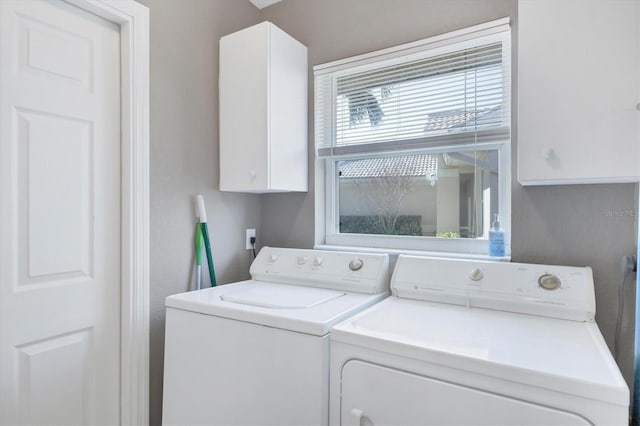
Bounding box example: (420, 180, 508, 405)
(249, 0, 282, 9)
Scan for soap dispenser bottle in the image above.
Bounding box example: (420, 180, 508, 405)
(488, 213, 505, 257)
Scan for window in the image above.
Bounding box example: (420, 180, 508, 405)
(314, 19, 511, 256)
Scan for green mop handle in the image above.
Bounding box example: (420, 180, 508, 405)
(201, 222, 216, 287)
(196, 195, 217, 287)
(195, 223, 203, 290)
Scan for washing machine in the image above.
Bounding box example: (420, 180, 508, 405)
(162, 247, 389, 426)
(330, 255, 629, 425)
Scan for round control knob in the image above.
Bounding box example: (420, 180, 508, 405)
(313, 256, 324, 266)
(542, 147, 554, 160)
(469, 268, 483, 281)
(538, 273, 561, 290)
(297, 256, 308, 265)
(268, 254, 278, 263)
(249, 170, 257, 180)
(349, 258, 364, 271)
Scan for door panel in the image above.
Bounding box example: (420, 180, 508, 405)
(341, 360, 591, 426)
(18, 13, 93, 88)
(19, 110, 92, 281)
(0, 1, 121, 424)
(16, 329, 93, 426)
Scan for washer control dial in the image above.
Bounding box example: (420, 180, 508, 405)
(313, 256, 324, 267)
(538, 273, 561, 290)
(268, 254, 278, 263)
(349, 258, 364, 271)
(469, 268, 483, 281)
(297, 256, 308, 265)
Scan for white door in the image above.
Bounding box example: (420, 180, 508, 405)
(0, 0, 121, 424)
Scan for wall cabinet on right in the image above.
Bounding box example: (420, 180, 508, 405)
(518, 0, 640, 185)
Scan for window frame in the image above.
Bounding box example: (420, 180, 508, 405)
(313, 18, 512, 258)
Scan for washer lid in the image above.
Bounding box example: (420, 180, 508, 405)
(220, 285, 343, 309)
(332, 297, 629, 407)
(165, 280, 388, 336)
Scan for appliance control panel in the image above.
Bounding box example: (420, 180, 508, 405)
(250, 247, 390, 294)
(391, 255, 595, 321)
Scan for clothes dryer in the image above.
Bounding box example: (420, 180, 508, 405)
(163, 247, 389, 425)
(330, 255, 628, 425)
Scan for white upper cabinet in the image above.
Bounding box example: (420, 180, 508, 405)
(219, 22, 308, 193)
(518, 0, 640, 185)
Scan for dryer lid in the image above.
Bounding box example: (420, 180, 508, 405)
(331, 297, 629, 407)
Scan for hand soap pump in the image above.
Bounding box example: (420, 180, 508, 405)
(488, 213, 505, 257)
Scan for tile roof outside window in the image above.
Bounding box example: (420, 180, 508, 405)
(338, 105, 502, 179)
(339, 154, 438, 178)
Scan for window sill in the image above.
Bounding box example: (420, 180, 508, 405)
(314, 244, 511, 262)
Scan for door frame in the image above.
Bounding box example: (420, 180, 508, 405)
(63, 1, 150, 424)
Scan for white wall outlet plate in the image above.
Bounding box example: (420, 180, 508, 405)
(246, 229, 256, 250)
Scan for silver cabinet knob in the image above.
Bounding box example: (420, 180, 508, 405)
(350, 408, 364, 422)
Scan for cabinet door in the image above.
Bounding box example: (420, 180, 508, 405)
(518, 0, 640, 185)
(219, 23, 269, 192)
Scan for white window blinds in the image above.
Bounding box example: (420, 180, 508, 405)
(315, 19, 511, 158)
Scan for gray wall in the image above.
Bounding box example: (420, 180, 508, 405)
(135, 0, 263, 424)
(261, 0, 638, 387)
(140, 0, 638, 423)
